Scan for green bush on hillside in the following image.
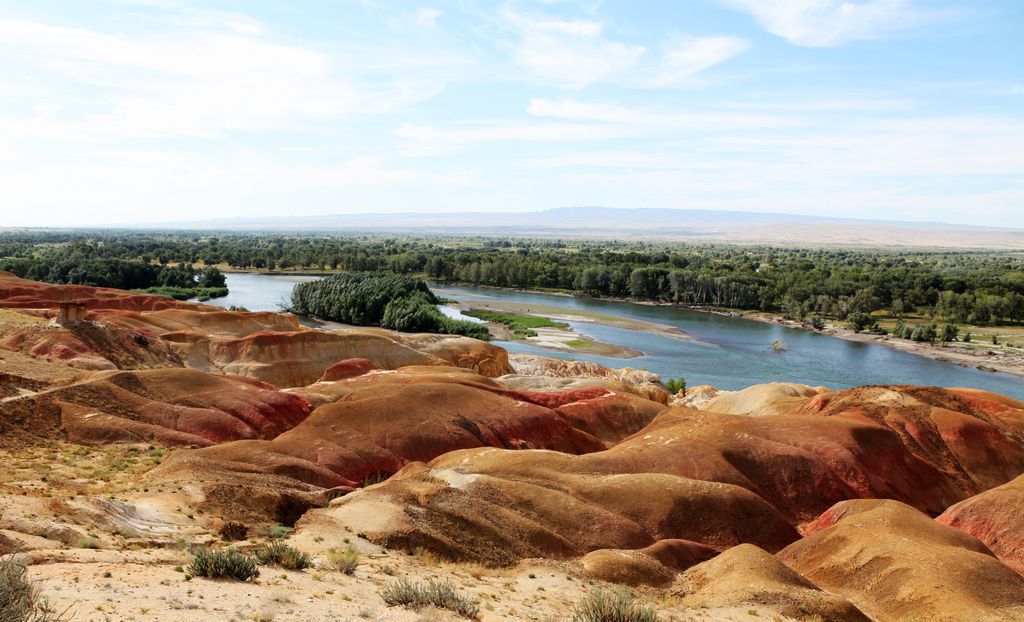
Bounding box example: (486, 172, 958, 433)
(186, 547, 259, 581)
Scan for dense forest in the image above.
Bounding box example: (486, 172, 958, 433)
(289, 272, 488, 339)
(1, 230, 1023, 329)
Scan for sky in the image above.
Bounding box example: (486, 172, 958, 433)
(1, 0, 1022, 228)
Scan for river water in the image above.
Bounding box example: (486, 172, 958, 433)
(206, 273, 1024, 399)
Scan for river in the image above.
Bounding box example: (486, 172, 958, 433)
(206, 273, 1024, 399)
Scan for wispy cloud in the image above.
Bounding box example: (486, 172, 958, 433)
(652, 36, 749, 86)
(526, 98, 803, 130)
(393, 120, 634, 156)
(0, 15, 446, 140)
(410, 8, 442, 28)
(717, 0, 942, 47)
(500, 8, 645, 89)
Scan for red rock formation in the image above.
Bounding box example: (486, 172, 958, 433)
(1, 368, 313, 446)
(584, 405, 965, 523)
(316, 358, 377, 382)
(779, 499, 1024, 621)
(938, 474, 1024, 575)
(579, 539, 719, 587)
(181, 328, 513, 388)
(0, 271, 195, 311)
(674, 544, 870, 621)
(152, 370, 630, 489)
(797, 385, 1024, 495)
(305, 449, 800, 565)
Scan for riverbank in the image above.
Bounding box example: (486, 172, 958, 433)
(720, 309, 1024, 380)
(443, 282, 1024, 380)
(483, 318, 643, 358)
(435, 288, 690, 344)
(220, 271, 1024, 384)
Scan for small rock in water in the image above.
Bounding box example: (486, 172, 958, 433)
(771, 340, 788, 351)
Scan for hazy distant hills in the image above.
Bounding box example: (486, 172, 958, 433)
(150, 207, 1024, 249)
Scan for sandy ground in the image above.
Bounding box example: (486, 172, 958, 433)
(0, 443, 801, 622)
(482, 319, 643, 359)
(23, 548, 805, 622)
(445, 297, 688, 360)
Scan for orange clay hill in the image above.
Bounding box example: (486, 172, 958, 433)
(1, 273, 1023, 622)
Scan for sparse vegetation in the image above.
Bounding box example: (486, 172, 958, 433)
(572, 588, 658, 622)
(265, 524, 293, 540)
(0, 553, 70, 622)
(463, 309, 566, 338)
(186, 547, 259, 581)
(327, 545, 360, 575)
(254, 542, 312, 570)
(379, 578, 480, 619)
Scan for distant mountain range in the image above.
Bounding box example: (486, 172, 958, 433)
(145, 207, 1024, 249)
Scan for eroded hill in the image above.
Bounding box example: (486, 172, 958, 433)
(1, 271, 1022, 622)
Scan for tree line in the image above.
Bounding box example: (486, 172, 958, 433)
(0, 255, 228, 300)
(1, 230, 1023, 327)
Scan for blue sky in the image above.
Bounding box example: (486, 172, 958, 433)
(1, 0, 1022, 227)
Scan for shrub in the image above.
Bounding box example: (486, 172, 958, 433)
(664, 376, 686, 395)
(186, 548, 259, 581)
(1, 553, 70, 622)
(327, 545, 359, 575)
(572, 588, 658, 622)
(254, 542, 312, 570)
(266, 524, 293, 539)
(379, 578, 480, 619)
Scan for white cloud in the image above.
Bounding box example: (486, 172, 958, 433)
(725, 98, 914, 112)
(526, 97, 803, 130)
(718, 0, 931, 47)
(652, 36, 749, 85)
(500, 8, 645, 89)
(411, 8, 442, 28)
(0, 17, 445, 140)
(393, 120, 633, 156)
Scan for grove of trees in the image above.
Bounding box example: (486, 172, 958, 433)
(2, 231, 1023, 328)
(289, 272, 489, 339)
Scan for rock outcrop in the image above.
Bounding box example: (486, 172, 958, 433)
(780, 499, 1024, 621)
(149, 367, 667, 522)
(508, 354, 669, 403)
(303, 449, 800, 565)
(702, 382, 825, 416)
(674, 544, 870, 621)
(938, 473, 1024, 575)
(0, 368, 313, 446)
(0, 271, 193, 311)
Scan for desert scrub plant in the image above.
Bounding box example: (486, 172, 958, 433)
(572, 588, 658, 622)
(379, 578, 480, 619)
(186, 547, 259, 581)
(327, 545, 359, 575)
(0, 553, 70, 622)
(254, 542, 312, 570)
